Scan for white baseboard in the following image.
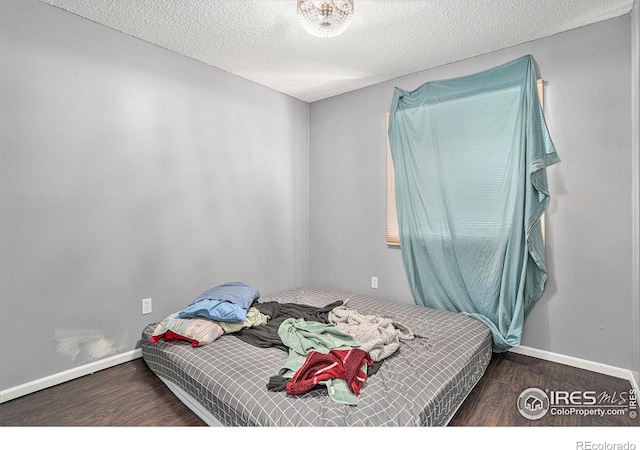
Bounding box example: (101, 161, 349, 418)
(0, 349, 142, 404)
(508, 345, 639, 391)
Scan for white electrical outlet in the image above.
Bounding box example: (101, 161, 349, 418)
(371, 277, 378, 289)
(141, 298, 152, 315)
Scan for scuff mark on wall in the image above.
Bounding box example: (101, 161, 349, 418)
(54, 329, 120, 361)
(85, 336, 116, 359)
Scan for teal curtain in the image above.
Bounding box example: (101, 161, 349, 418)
(388, 55, 560, 352)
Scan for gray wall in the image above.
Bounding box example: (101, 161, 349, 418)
(310, 15, 636, 371)
(632, 0, 640, 385)
(0, 2, 309, 391)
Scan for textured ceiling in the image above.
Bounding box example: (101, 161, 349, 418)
(40, 0, 635, 103)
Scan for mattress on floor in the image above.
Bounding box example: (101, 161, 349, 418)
(141, 286, 492, 426)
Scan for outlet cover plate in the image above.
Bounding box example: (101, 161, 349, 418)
(142, 298, 152, 315)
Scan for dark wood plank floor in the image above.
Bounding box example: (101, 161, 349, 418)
(0, 357, 206, 427)
(1, 352, 638, 427)
(449, 352, 639, 427)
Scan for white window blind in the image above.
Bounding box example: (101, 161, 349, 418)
(385, 111, 400, 246)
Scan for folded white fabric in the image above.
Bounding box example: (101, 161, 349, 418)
(328, 306, 414, 362)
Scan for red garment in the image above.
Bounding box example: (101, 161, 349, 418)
(150, 330, 199, 347)
(286, 348, 373, 396)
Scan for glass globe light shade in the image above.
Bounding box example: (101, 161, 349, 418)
(297, 0, 354, 38)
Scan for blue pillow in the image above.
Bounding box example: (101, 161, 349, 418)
(176, 282, 260, 323)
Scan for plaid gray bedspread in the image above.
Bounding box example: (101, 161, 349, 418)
(141, 287, 492, 426)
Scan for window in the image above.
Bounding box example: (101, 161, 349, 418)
(385, 111, 400, 246)
(386, 80, 545, 247)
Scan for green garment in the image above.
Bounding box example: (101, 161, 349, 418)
(277, 318, 364, 405)
(216, 307, 268, 334)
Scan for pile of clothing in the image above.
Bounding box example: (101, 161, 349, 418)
(235, 292, 415, 405)
(151, 282, 415, 405)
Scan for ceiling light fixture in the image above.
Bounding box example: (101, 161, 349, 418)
(297, 0, 354, 39)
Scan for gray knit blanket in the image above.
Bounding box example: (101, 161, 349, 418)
(328, 305, 414, 362)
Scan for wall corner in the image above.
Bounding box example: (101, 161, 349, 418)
(631, 0, 640, 385)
